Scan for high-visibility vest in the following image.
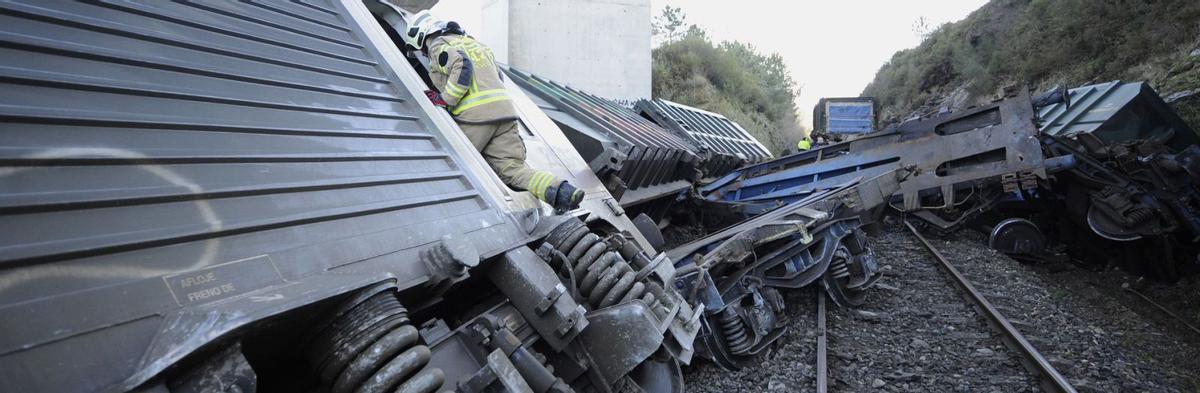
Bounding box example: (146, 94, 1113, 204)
(427, 35, 514, 121)
(797, 137, 812, 151)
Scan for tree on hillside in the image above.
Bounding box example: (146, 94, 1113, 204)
(651, 6, 688, 46)
(650, 7, 804, 154)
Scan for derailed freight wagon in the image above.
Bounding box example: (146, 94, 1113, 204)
(0, 1, 697, 391)
(665, 171, 902, 369)
(503, 67, 908, 371)
(504, 68, 701, 215)
(0, 1, 901, 392)
(701, 90, 1054, 222)
(812, 97, 877, 138)
(704, 81, 1200, 281)
(637, 98, 774, 179)
(1021, 81, 1200, 279)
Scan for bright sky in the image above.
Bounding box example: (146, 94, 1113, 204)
(431, 0, 988, 128)
(650, 0, 988, 127)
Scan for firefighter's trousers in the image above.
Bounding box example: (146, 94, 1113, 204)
(458, 119, 562, 202)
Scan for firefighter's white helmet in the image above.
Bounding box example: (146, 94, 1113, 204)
(402, 10, 451, 51)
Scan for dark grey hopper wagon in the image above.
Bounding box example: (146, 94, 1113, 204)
(0, 1, 708, 392)
(505, 68, 703, 209)
(0, 1, 922, 392)
(0, 1, 525, 391)
(637, 98, 773, 177)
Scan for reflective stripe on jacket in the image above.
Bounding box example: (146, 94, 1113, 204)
(427, 34, 515, 121)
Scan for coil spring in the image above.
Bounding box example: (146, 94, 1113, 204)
(546, 219, 664, 310)
(304, 289, 444, 393)
(717, 308, 751, 354)
(829, 254, 851, 279)
(1127, 208, 1155, 224)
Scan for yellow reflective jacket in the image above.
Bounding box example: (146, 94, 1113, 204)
(427, 34, 515, 122)
(797, 137, 812, 151)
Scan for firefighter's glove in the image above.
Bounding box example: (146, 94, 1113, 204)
(424, 90, 447, 107)
(546, 181, 585, 213)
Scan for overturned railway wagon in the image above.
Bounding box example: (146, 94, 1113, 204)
(1026, 81, 1200, 279)
(701, 91, 1052, 221)
(811, 97, 877, 136)
(0, 1, 698, 391)
(507, 68, 701, 211)
(665, 172, 902, 369)
(637, 98, 773, 179)
(0, 1, 901, 392)
(702, 81, 1200, 280)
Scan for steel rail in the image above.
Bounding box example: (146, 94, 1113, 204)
(1123, 287, 1200, 336)
(816, 290, 828, 393)
(905, 221, 1077, 393)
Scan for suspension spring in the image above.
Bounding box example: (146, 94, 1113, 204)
(717, 307, 751, 354)
(829, 249, 852, 279)
(1127, 208, 1155, 224)
(304, 288, 444, 393)
(545, 219, 666, 311)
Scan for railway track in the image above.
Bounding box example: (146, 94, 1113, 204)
(689, 222, 1192, 392)
(820, 228, 1035, 392)
(906, 226, 1197, 392)
(904, 221, 1077, 393)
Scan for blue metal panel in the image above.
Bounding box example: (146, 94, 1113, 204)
(816, 98, 875, 134)
(827, 102, 874, 133)
(828, 119, 873, 133)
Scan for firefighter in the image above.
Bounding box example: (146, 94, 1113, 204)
(402, 11, 584, 211)
(797, 135, 813, 151)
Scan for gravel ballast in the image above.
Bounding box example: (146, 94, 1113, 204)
(680, 226, 1200, 391)
(823, 230, 1035, 392)
(930, 229, 1200, 392)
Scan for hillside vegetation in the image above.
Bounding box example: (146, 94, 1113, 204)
(651, 7, 803, 154)
(863, 0, 1200, 127)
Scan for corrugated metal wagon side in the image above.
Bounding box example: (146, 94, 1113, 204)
(506, 68, 702, 208)
(0, 0, 525, 391)
(638, 98, 774, 177)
